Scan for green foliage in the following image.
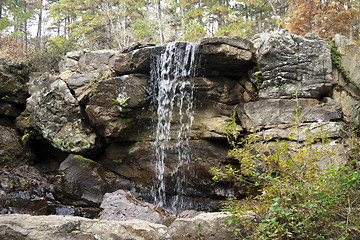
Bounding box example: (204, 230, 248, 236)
(329, 41, 360, 90)
(224, 110, 239, 148)
(212, 120, 360, 239)
(112, 96, 130, 111)
(113, 158, 122, 165)
(30, 36, 77, 72)
(254, 71, 263, 90)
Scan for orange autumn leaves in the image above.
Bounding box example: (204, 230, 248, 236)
(282, 0, 358, 39)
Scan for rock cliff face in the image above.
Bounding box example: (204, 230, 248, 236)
(0, 30, 359, 238)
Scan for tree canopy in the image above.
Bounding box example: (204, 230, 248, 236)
(0, 0, 359, 61)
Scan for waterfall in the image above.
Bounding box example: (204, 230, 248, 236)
(150, 42, 199, 211)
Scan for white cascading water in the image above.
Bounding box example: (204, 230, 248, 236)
(150, 42, 199, 211)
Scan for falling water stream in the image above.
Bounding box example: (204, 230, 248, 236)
(150, 42, 199, 211)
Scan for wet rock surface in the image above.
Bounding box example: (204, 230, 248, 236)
(97, 139, 234, 209)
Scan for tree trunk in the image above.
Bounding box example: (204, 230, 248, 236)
(180, 4, 185, 38)
(24, 0, 28, 54)
(36, 0, 43, 50)
(157, 0, 164, 44)
(0, 2, 3, 19)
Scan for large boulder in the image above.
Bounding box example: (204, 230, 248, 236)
(168, 212, 235, 240)
(0, 125, 33, 166)
(253, 30, 332, 99)
(0, 60, 29, 104)
(22, 78, 97, 153)
(79, 50, 120, 73)
(333, 34, 360, 87)
(332, 34, 360, 127)
(85, 74, 151, 140)
(237, 98, 342, 130)
(114, 46, 153, 75)
(198, 36, 256, 78)
(56, 155, 134, 205)
(99, 189, 171, 224)
(58, 51, 82, 73)
(59, 50, 120, 74)
(64, 70, 114, 105)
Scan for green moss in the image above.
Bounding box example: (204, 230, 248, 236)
(90, 76, 105, 92)
(329, 41, 359, 89)
(73, 154, 89, 161)
(129, 144, 139, 154)
(254, 71, 263, 89)
(224, 110, 239, 147)
(113, 158, 123, 165)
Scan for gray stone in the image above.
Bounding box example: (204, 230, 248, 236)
(28, 72, 59, 95)
(237, 98, 342, 130)
(201, 36, 256, 52)
(65, 71, 114, 105)
(114, 46, 153, 75)
(0, 126, 34, 167)
(58, 51, 83, 73)
(25, 79, 97, 153)
(58, 57, 79, 73)
(0, 214, 169, 240)
(168, 212, 234, 240)
(85, 74, 150, 140)
(193, 77, 246, 104)
(57, 155, 134, 205)
(332, 89, 360, 126)
(333, 34, 360, 88)
(0, 212, 239, 240)
(199, 41, 256, 77)
(332, 35, 360, 126)
(255, 121, 345, 141)
(0, 103, 22, 118)
(78, 50, 119, 73)
(254, 30, 332, 99)
(100, 189, 170, 224)
(0, 60, 29, 104)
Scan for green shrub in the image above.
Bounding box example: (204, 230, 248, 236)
(211, 122, 360, 239)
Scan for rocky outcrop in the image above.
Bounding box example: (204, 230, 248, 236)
(21, 78, 97, 153)
(0, 213, 235, 240)
(199, 36, 256, 78)
(0, 165, 54, 215)
(98, 140, 234, 209)
(253, 30, 332, 99)
(99, 189, 171, 224)
(0, 126, 31, 166)
(332, 34, 360, 127)
(0, 214, 169, 240)
(56, 155, 134, 205)
(85, 74, 151, 140)
(0, 60, 29, 105)
(237, 98, 342, 130)
(2, 30, 360, 221)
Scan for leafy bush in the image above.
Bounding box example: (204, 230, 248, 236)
(211, 121, 360, 239)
